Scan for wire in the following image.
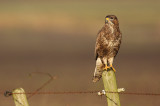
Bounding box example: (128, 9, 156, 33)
(3, 91, 160, 96)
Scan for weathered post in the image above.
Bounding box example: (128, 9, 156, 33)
(102, 69, 121, 106)
(12, 88, 29, 106)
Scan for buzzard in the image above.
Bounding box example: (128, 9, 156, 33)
(93, 15, 122, 82)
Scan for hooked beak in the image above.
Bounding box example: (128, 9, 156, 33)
(105, 18, 109, 23)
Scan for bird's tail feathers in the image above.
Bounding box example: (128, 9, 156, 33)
(92, 65, 103, 83)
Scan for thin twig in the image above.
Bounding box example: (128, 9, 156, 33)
(27, 72, 56, 99)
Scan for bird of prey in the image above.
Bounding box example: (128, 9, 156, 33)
(93, 15, 122, 82)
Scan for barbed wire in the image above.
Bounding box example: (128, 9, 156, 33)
(2, 90, 160, 96)
(2, 72, 160, 97)
(3, 90, 160, 106)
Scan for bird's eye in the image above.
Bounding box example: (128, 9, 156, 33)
(110, 17, 114, 19)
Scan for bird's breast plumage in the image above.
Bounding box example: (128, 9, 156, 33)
(95, 24, 121, 59)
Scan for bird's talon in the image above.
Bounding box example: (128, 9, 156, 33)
(111, 66, 116, 72)
(103, 65, 109, 71)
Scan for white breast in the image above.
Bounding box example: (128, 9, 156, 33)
(109, 26, 114, 33)
(108, 21, 114, 33)
(108, 40, 114, 47)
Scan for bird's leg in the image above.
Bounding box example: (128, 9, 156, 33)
(102, 57, 110, 71)
(108, 57, 116, 72)
(110, 65, 116, 72)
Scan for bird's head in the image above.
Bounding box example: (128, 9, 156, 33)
(105, 15, 119, 26)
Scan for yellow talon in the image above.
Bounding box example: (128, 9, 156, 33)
(103, 65, 109, 71)
(103, 65, 116, 72)
(110, 65, 116, 72)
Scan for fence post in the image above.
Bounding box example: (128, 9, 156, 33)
(12, 88, 29, 106)
(102, 69, 121, 106)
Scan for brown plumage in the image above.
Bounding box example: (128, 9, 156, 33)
(93, 15, 122, 82)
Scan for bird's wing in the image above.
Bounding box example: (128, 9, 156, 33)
(113, 32, 122, 57)
(95, 32, 101, 60)
(95, 26, 109, 60)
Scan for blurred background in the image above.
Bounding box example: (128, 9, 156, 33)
(0, 0, 160, 106)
